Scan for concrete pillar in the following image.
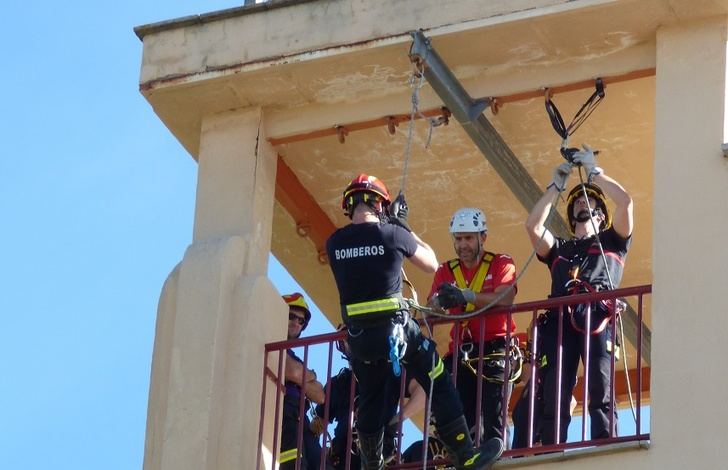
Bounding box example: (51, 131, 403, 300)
(143, 107, 286, 470)
(652, 16, 728, 467)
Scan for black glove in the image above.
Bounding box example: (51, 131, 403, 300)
(436, 283, 476, 309)
(389, 192, 408, 221)
(388, 192, 411, 232)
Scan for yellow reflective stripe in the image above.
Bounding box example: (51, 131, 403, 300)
(345, 297, 400, 316)
(449, 253, 494, 312)
(429, 357, 444, 380)
(279, 448, 298, 463)
(464, 452, 481, 467)
(606, 340, 621, 360)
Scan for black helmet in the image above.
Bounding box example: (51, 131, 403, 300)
(566, 183, 611, 235)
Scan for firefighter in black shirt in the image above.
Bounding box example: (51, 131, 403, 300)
(525, 146, 633, 444)
(326, 174, 504, 470)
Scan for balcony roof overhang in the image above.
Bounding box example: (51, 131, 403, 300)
(135, 0, 728, 362)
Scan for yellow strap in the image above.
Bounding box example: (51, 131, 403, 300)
(279, 448, 298, 463)
(345, 297, 401, 316)
(428, 357, 444, 380)
(449, 253, 494, 313)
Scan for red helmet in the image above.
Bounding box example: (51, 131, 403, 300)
(341, 173, 391, 216)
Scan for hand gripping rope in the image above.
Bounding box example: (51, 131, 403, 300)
(545, 79, 605, 162)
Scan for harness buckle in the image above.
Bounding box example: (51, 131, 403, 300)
(389, 323, 407, 377)
(459, 342, 474, 362)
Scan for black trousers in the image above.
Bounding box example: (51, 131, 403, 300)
(511, 373, 544, 449)
(540, 308, 617, 444)
(280, 400, 325, 470)
(348, 316, 463, 435)
(444, 342, 513, 441)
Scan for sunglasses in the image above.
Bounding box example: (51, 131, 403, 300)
(289, 312, 306, 325)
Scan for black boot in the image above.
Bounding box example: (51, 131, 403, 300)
(357, 428, 384, 470)
(438, 416, 504, 470)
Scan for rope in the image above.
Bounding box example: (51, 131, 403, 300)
(401, 269, 434, 470)
(400, 67, 426, 195)
(576, 169, 638, 423)
(405, 188, 564, 320)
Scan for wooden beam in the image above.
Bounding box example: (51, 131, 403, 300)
(268, 68, 655, 147)
(274, 155, 337, 264)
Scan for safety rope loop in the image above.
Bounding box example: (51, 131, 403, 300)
(545, 88, 569, 140)
(545, 78, 606, 143)
(401, 71, 426, 194)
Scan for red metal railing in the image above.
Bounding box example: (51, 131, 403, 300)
(256, 284, 651, 469)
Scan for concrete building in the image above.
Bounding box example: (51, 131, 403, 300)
(134, 0, 728, 468)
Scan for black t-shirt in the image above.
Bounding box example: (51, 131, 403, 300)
(538, 227, 631, 297)
(326, 222, 418, 305)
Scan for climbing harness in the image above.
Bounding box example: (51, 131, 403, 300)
(564, 276, 623, 335)
(460, 339, 524, 385)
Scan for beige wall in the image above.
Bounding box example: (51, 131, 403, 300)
(651, 15, 728, 468)
(144, 107, 287, 470)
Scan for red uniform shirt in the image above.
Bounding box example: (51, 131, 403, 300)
(428, 253, 517, 353)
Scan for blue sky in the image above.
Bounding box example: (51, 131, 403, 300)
(0, 2, 300, 469)
(0, 2, 649, 469)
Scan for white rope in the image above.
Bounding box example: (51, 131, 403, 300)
(401, 69, 426, 195)
(577, 169, 638, 424)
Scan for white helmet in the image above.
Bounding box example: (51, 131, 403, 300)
(449, 208, 487, 233)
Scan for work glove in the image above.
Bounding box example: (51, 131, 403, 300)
(571, 144, 603, 182)
(547, 162, 573, 192)
(436, 283, 476, 309)
(388, 192, 412, 232)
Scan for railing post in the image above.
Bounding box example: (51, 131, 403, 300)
(527, 310, 538, 448)
(256, 351, 269, 470)
(474, 316, 485, 445)
(636, 293, 644, 435)
(501, 310, 512, 447)
(609, 303, 618, 438)
(555, 305, 564, 444)
(582, 303, 591, 441)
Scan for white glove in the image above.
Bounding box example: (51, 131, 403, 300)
(571, 144, 603, 182)
(547, 162, 573, 192)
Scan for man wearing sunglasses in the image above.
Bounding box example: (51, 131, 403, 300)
(280, 293, 328, 470)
